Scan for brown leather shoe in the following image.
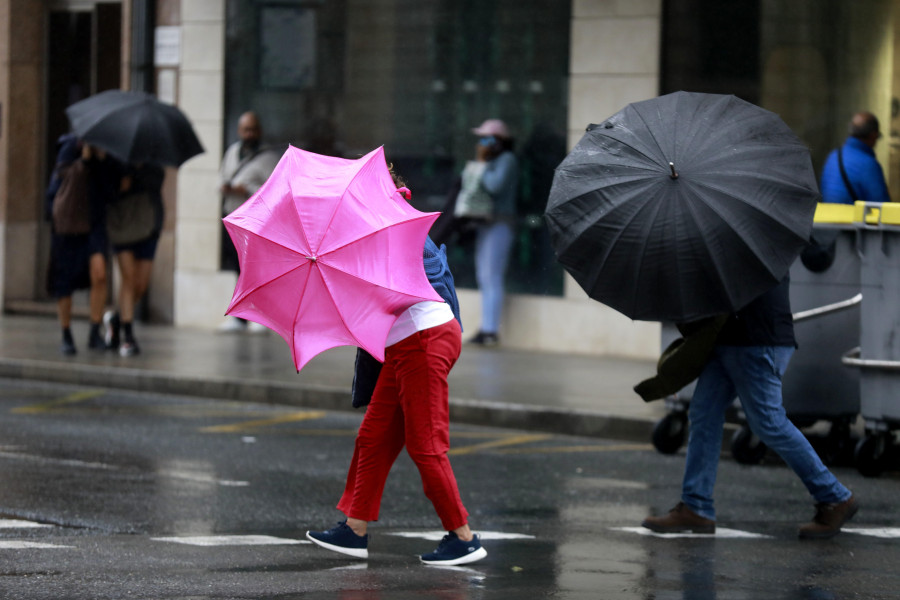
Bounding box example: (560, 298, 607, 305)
(798, 494, 858, 540)
(642, 502, 716, 534)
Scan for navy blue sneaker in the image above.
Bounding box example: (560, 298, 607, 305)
(420, 532, 487, 566)
(306, 521, 368, 559)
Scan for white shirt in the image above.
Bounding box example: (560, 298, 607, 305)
(385, 301, 454, 347)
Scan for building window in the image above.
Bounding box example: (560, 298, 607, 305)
(224, 0, 570, 296)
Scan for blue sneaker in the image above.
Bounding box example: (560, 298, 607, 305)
(306, 521, 368, 559)
(420, 532, 487, 566)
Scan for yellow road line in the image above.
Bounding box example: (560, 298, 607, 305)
(199, 411, 327, 433)
(12, 390, 105, 414)
(448, 433, 552, 456)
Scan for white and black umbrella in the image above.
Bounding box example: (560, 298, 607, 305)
(545, 91, 819, 322)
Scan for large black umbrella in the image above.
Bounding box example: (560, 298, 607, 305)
(66, 90, 204, 167)
(545, 91, 819, 322)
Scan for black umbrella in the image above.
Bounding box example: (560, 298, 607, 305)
(65, 90, 204, 167)
(545, 91, 819, 322)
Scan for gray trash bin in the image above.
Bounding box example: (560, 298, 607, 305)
(780, 220, 861, 452)
(844, 202, 900, 476)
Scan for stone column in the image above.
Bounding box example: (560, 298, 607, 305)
(0, 0, 45, 311)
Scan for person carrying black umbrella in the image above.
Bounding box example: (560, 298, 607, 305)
(642, 276, 858, 539)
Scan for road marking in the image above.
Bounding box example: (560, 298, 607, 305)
(611, 527, 771, 539)
(152, 535, 309, 547)
(0, 451, 246, 487)
(0, 519, 52, 529)
(12, 390, 105, 414)
(0, 541, 73, 549)
(0, 451, 118, 471)
(844, 528, 900, 538)
(448, 434, 552, 456)
(199, 411, 327, 433)
(495, 443, 654, 455)
(388, 531, 536, 541)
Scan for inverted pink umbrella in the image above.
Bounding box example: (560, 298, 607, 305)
(223, 145, 442, 372)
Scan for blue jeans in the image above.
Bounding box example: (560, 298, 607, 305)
(682, 345, 851, 520)
(475, 221, 513, 334)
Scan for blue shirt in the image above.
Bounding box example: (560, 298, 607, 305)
(820, 137, 890, 204)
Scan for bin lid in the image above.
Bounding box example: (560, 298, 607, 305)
(852, 201, 900, 225)
(880, 203, 900, 225)
(814, 203, 854, 224)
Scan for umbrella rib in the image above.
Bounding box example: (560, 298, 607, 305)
(678, 192, 747, 310)
(289, 262, 315, 372)
(622, 195, 669, 319)
(312, 153, 378, 256)
(685, 184, 807, 290)
(230, 259, 310, 309)
(689, 178, 812, 246)
(316, 262, 403, 353)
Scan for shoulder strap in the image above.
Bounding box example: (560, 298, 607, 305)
(837, 147, 859, 201)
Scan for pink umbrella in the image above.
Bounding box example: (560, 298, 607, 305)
(223, 145, 442, 372)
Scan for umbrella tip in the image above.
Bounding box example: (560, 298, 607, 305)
(669, 162, 679, 180)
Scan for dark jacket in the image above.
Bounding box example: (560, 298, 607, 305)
(717, 275, 795, 347)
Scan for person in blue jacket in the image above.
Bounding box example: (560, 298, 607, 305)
(820, 111, 890, 204)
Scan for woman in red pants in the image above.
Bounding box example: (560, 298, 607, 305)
(307, 225, 486, 566)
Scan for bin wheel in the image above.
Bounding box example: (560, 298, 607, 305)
(652, 412, 688, 455)
(730, 426, 768, 465)
(854, 434, 889, 477)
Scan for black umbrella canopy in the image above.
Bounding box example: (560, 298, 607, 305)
(545, 91, 820, 322)
(66, 90, 204, 167)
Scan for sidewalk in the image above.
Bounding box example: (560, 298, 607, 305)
(0, 314, 667, 442)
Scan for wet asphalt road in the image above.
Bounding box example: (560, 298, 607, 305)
(0, 377, 898, 599)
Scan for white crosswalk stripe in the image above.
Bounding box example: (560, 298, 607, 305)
(0, 541, 72, 549)
(611, 526, 771, 539)
(0, 519, 52, 529)
(844, 527, 900, 538)
(152, 535, 309, 546)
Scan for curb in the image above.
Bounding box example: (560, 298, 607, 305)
(0, 358, 657, 443)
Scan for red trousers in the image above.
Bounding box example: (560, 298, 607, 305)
(337, 319, 469, 531)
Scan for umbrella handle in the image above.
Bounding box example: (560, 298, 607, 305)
(669, 162, 678, 180)
(396, 186, 412, 200)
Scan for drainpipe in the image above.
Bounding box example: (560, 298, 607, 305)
(130, 0, 155, 93)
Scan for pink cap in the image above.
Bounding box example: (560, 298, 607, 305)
(471, 119, 510, 139)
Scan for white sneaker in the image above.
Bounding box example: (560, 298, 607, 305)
(247, 321, 269, 334)
(217, 317, 246, 333)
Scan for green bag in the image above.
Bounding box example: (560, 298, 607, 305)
(107, 192, 157, 246)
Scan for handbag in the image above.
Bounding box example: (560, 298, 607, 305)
(51, 161, 91, 235)
(453, 160, 493, 219)
(107, 191, 157, 245)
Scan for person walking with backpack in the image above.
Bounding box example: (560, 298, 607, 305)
(46, 135, 118, 355)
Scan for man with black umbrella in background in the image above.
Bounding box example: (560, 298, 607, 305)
(641, 275, 859, 539)
(217, 111, 279, 333)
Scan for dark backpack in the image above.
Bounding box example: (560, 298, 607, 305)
(51, 160, 91, 235)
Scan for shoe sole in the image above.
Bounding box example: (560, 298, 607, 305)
(798, 503, 859, 540)
(641, 521, 715, 535)
(420, 546, 487, 566)
(305, 531, 368, 559)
